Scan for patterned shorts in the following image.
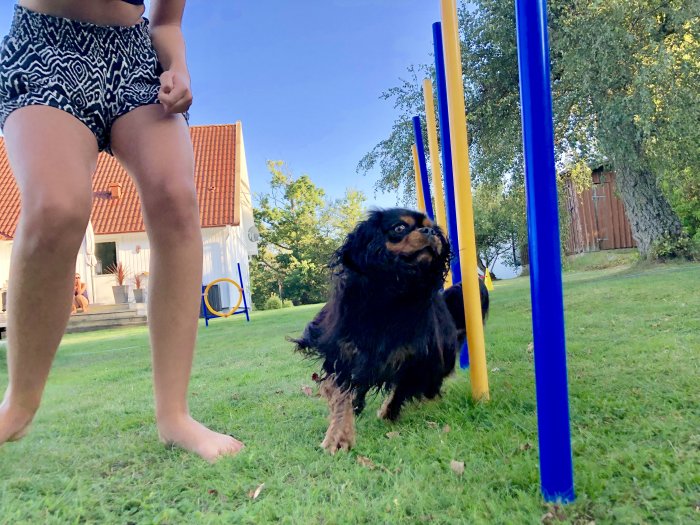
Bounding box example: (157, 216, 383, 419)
(0, 5, 179, 153)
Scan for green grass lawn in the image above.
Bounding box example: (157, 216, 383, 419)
(1, 262, 699, 524)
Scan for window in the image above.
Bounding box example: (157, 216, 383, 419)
(95, 242, 117, 275)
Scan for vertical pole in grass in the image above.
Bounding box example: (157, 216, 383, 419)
(412, 144, 427, 214)
(440, 0, 489, 399)
(514, 0, 575, 503)
(237, 262, 250, 322)
(433, 22, 461, 285)
(412, 116, 435, 221)
(422, 78, 452, 287)
(433, 21, 469, 368)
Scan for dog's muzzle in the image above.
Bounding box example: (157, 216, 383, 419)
(419, 227, 443, 254)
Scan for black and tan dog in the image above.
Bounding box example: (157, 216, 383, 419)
(293, 208, 489, 453)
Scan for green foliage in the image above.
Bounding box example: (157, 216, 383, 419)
(659, 167, 700, 238)
(650, 230, 699, 260)
(357, 67, 430, 203)
(473, 183, 525, 270)
(262, 293, 283, 310)
(251, 161, 367, 307)
(258, 294, 294, 311)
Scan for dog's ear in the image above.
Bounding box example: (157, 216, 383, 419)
(332, 210, 385, 273)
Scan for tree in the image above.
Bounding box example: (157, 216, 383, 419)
(550, 0, 698, 256)
(473, 183, 525, 272)
(359, 0, 700, 258)
(251, 161, 367, 307)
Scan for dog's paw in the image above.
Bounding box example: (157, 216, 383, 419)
(320, 424, 355, 454)
(320, 408, 356, 454)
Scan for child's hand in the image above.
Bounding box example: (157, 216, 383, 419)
(158, 70, 193, 114)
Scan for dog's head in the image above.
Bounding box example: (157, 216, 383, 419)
(332, 208, 450, 291)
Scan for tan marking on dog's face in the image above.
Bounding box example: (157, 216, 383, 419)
(386, 230, 431, 255)
(400, 215, 416, 227)
(385, 213, 445, 260)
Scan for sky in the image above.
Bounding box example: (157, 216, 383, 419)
(175, 0, 442, 207)
(0, 1, 443, 206)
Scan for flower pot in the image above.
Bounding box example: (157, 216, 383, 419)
(133, 289, 145, 303)
(112, 285, 129, 304)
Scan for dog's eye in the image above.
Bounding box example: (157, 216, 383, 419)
(393, 224, 407, 234)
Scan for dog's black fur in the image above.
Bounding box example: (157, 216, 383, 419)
(441, 279, 490, 339)
(294, 208, 489, 433)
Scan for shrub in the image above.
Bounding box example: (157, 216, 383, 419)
(650, 231, 697, 261)
(263, 294, 283, 310)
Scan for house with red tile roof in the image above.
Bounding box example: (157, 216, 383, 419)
(0, 123, 257, 311)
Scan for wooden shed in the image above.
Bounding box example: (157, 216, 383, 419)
(565, 169, 637, 254)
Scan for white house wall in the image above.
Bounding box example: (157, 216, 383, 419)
(226, 225, 252, 310)
(0, 241, 12, 290)
(237, 125, 259, 257)
(92, 232, 151, 304)
(78, 226, 250, 307)
(202, 226, 251, 311)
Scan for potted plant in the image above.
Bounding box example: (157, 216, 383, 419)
(133, 273, 146, 303)
(107, 262, 129, 304)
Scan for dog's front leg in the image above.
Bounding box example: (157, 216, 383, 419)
(319, 375, 356, 454)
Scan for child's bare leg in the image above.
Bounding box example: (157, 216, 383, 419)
(111, 105, 243, 462)
(75, 295, 89, 312)
(0, 106, 97, 445)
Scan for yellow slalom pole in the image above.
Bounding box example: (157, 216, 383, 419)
(412, 144, 426, 214)
(484, 267, 494, 291)
(422, 78, 452, 288)
(441, 0, 490, 400)
(422, 79, 448, 232)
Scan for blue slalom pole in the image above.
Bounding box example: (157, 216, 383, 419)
(201, 285, 211, 327)
(433, 22, 462, 285)
(237, 262, 250, 322)
(434, 21, 468, 369)
(515, 0, 575, 503)
(412, 116, 435, 221)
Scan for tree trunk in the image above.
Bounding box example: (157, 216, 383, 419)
(476, 257, 498, 280)
(614, 166, 682, 258)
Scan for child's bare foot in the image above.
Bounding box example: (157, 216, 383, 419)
(0, 401, 35, 445)
(157, 414, 243, 463)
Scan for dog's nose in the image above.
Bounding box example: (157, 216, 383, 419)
(419, 227, 436, 237)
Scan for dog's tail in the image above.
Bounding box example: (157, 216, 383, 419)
(288, 305, 329, 358)
(442, 279, 489, 333)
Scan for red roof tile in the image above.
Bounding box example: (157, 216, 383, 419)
(0, 123, 241, 238)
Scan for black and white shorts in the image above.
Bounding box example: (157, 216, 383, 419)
(0, 5, 181, 152)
